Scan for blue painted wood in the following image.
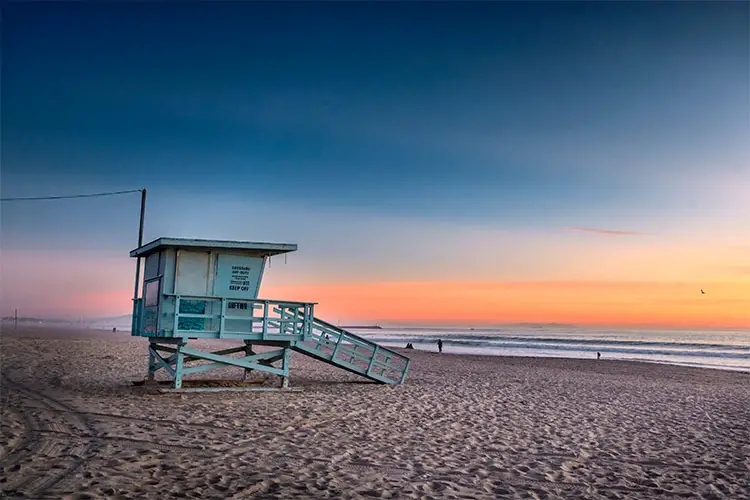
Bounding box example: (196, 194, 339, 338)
(147, 345, 156, 381)
(173, 342, 186, 389)
(149, 337, 186, 344)
(400, 358, 411, 384)
(262, 301, 269, 339)
(130, 237, 297, 258)
(292, 343, 382, 383)
(178, 346, 288, 376)
(152, 351, 179, 372)
(130, 238, 410, 387)
(147, 342, 291, 385)
(134, 296, 318, 340)
(175, 313, 210, 319)
(132, 299, 142, 336)
(154, 345, 263, 364)
(366, 345, 379, 377)
(161, 387, 304, 393)
(242, 341, 254, 380)
(173, 297, 181, 339)
(281, 347, 291, 389)
(270, 306, 410, 384)
(188, 345, 248, 358)
(181, 353, 286, 375)
(149, 346, 176, 377)
(182, 361, 241, 376)
(331, 334, 345, 361)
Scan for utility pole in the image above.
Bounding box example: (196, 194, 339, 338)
(138, 188, 146, 249)
(131, 189, 147, 333)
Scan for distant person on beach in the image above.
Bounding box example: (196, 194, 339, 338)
(437, 339, 443, 353)
(405, 343, 414, 349)
(597, 351, 601, 360)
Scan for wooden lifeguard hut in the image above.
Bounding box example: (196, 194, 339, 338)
(130, 237, 410, 391)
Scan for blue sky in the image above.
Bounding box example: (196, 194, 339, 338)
(2, 2, 748, 322)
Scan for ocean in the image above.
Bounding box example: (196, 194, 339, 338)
(78, 316, 750, 373)
(354, 326, 750, 372)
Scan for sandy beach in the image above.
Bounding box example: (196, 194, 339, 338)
(1, 326, 748, 499)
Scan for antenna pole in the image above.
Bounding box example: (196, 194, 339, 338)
(132, 189, 147, 331)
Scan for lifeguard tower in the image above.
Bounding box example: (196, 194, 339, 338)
(130, 237, 410, 390)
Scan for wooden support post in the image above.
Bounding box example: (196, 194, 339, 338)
(306, 304, 314, 340)
(331, 331, 344, 362)
(366, 345, 379, 377)
(243, 340, 255, 381)
(173, 341, 186, 389)
(220, 298, 227, 338)
(147, 341, 156, 381)
(262, 301, 269, 340)
(281, 347, 291, 389)
(174, 297, 181, 335)
(400, 358, 411, 385)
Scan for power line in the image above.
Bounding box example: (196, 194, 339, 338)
(0, 189, 143, 202)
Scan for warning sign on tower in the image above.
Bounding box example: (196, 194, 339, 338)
(213, 254, 264, 299)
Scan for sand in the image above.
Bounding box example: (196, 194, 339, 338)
(1, 326, 748, 499)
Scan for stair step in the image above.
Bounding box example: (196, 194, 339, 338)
(270, 308, 411, 384)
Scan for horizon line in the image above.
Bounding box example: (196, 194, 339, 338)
(3, 315, 747, 332)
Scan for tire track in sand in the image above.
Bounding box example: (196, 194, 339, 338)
(1, 373, 96, 498)
(0, 374, 218, 499)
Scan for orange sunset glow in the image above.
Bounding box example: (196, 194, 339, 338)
(14, 278, 749, 329)
(260, 280, 750, 329)
(3, 239, 749, 329)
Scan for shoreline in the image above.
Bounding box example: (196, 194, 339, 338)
(395, 346, 750, 374)
(3, 325, 749, 375)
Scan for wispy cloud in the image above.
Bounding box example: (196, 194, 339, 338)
(566, 226, 647, 236)
(730, 266, 750, 275)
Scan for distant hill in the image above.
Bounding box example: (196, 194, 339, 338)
(506, 323, 577, 329)
(86, 314, 132, 330)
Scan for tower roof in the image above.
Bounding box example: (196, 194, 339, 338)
(130, 237, 297, 258)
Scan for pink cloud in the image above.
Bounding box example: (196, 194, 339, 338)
(566, 226, 647, 236)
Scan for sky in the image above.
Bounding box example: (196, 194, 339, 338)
(1, 1, 748, 328)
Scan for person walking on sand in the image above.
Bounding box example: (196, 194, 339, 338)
(597, 351, 601, 360)
(437, 339, 443, 353)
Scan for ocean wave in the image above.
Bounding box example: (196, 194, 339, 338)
(361, 334, 750, 352)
